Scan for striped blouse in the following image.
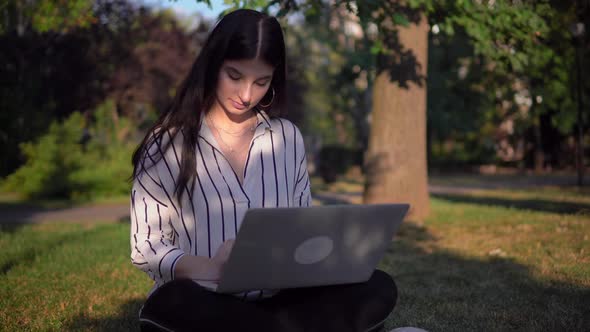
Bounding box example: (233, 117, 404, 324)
(129, 109, 312, 300)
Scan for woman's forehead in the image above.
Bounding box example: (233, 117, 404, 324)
(223, 59, 274, 77)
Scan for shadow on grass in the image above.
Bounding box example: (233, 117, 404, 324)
(57, 222, 590, 331)
(0, 222, 29, 234)
(0, 200, 130, 231)
(0, 201, 61, 229)
(0, 231, 77, 274)
(66, 298, 144, 332)
(428, 173, 580, 188)
(431, 193, 590, 215)
(382, 222, 590, 331)
(0, 200, 76, 211)
(0, 224, 107, 275)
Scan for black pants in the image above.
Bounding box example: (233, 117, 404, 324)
(139, 269, 397, 332)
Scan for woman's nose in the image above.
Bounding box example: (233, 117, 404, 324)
(239, 83, 253, 106)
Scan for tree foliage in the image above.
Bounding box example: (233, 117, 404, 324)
(216, 0, 587, 170)
(0, 0, 96, 34)
(2, 0, 587, 202)
(427, 0, 585, 168)
(0, 0, 207, 177)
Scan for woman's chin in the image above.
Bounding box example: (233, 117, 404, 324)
(218, 105, 256, 120)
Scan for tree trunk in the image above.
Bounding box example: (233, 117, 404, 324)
(363, 14, 430, 221)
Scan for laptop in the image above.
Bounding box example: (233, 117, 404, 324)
(199, 203, 409, 293)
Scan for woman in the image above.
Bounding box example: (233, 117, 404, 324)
(129, 9, 397, 332)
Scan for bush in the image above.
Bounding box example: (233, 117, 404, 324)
(3, 100, 136, 201)
(3, 112, 86, 199)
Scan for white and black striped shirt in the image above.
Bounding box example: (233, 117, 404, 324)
(130, 109, 312, 300)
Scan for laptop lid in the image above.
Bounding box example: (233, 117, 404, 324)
(216, 203, 409, 293)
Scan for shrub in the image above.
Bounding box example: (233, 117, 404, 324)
(3, 113, 86, 199)
(3, 100, 136, 201)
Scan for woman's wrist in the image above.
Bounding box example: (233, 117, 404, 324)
(174, 255, 221, 281)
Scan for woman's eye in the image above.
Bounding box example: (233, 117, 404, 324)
(256, 81, 269, 87)
(228, 74, 240, 80)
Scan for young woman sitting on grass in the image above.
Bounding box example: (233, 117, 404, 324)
(129, 9, 398, 332)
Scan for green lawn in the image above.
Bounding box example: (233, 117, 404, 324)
(1, 185, 589, 331)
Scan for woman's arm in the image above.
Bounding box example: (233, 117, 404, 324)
(174, 255, 219, 280)
(292, 125, 312, 207)
(130, 159, 186, 284)
(174, 239, 235, 281)
(131, 131, 235, 285)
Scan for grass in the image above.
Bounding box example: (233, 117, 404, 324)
(1, 177, 589, 331)
(0, 222, 150, 331)
(384, 199, 590, 331)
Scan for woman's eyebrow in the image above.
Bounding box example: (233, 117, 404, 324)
(226, 65, 272, 80)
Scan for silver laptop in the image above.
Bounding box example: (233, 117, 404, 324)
(205, 203, 409, 293)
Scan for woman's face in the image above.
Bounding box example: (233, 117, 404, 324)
(214, 58, 274, 117)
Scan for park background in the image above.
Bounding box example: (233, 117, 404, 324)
(0, 0, 588, 330)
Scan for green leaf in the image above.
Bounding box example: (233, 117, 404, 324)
(392, 13, 410, 27)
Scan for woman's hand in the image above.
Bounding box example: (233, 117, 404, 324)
(211, 239, 235, 277)
(174, 239, 236, 282)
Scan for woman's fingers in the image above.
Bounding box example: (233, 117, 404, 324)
(213, 239, 235, 263)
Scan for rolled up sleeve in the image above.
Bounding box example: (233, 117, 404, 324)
(130, 151, 185, 286)
(293, 126, 312, 207)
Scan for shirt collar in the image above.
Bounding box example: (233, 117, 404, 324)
(254, 108, 273, 133)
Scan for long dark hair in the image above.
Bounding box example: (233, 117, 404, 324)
(129, 9, 287, 205)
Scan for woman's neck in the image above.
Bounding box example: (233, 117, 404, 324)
(206, 102, 258, 133)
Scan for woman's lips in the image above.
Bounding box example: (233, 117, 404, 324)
(231, 99, 246, 110)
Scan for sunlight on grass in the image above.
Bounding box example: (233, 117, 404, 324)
(0, 222, 152, 331)
(1, 183, 589, 331)
(380, 198, 589, 331)
(426, 198, 590, 286)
